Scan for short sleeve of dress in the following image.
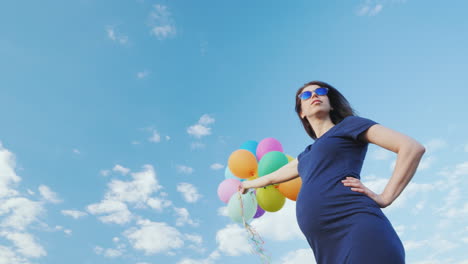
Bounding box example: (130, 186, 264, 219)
(297, 144, 312, 162)
(343, 116, 379, 142)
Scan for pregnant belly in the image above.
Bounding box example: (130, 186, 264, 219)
(295, 179, 381, 237)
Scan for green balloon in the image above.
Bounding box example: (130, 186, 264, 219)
(256, 186, 285, 212)
(227, 191, 257, 224)
(258, 151, 288, 177)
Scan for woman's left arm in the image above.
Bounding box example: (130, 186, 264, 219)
(342, 124, 426, 208)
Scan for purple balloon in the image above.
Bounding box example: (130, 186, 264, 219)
(217, 179, 241, 203)
(253, 205, 265, 218)
(256, 137, 283, 160)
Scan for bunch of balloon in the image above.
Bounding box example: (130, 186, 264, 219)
(217, 140, 262, 225)
(217, 138, 302, 225)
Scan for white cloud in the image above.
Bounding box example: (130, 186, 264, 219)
(198, 114, 215, 126)
(177, 183, 201, 203)
(217, 206, 228, 217)
(424, 138, 447, 153)
(147, 197, 172, 212)
(137, 70, 150, 79)
(0, 142, 21, 198)
(357, 2, 383, 16)
(174, 207, 198, 227)
(0, 143, 48, 264)
(280, 248, 316, 264)
(210, 163, 224, 170)
(0, 245, 29, 264)
(124, 219, 184, 255)
(184, 234, 203, 246)
(177, 250, 220, 264)
(100, 169, 110, 176)
(61, 210, 87, 219)
(418, 156, 436, 170)
(113, 164, 130, 175)
(216, 224, 250, 256)
(362, 177, 435, 210)
(149, 130, 161, 143)
(104, 248, 123, 258)
(64, 229, 72, 236)
(72, 149, 80, 154)
(434, 161, 468, 228)
(187, 124, 211, 138)
(187, 114, 215, 138)
(251, 200, 303, 241)
(404, 239, 428, 251)
(149, 4, 176, 40)
(106, 26, 128, 44)
(105, 165, 162, 205)
(394, 225, 405, 237)
(176, 165, 194, 174)
(0, 197, 44, 231)
(0, 231, 46, 258)
(166, 136, 171, 141)
(190, 142, 205, 149)
(38, 185, 62, 204)
(87, 199, 133, 225)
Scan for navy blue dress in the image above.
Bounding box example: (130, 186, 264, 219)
(296, 116, 405, 264)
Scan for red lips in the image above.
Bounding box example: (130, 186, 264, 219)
(311, 100, 322, 105)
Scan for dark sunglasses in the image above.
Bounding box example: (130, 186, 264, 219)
(298, 87, 329, 100)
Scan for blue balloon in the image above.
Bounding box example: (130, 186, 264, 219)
(240, 140, 258, 158)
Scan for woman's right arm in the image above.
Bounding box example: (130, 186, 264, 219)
(239, 158, 299, 194)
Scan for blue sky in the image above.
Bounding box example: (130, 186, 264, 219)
(0, 0, 467, 263)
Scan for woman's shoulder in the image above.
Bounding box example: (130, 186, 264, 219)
(339, 115, 377, 126)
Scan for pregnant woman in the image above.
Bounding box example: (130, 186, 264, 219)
(239, 80, 425, 263)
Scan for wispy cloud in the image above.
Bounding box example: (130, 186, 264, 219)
(149, 4, 176, 40)
(61, 210, 87, 219)
(0, 143, 49, 263)
(187, 114, 215, 138)
(176, 165, 194, 174)
(137, 70, 150, 79)
(38, 185, 62, 204)
(210, 163, 224, 170)
(124, 219, 184, 254)
(112, 164, 130, 175)
(356, 0, 406, 16)
(357, 2, 383, 16)
(177, 182, 201, 203)
(106, 26, 128, 44)
(174, 207, 199, 227)
(149, 129, 161, 143)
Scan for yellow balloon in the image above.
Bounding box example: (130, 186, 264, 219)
(256, 186, 285, 212)
(286, 154, 294, 162)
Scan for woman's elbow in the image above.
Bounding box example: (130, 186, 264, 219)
(410, 141, 426, 157)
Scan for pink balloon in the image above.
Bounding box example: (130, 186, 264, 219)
(256, 137, 283, 160)
(217, 179, 242, 203)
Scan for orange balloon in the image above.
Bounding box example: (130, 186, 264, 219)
(277, 177, 302, 201)
(228, 149, 258, 179)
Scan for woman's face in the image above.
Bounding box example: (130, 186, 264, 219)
(299, 84, 332, 119)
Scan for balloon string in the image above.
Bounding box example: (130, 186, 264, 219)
(238, 191, 271, 264)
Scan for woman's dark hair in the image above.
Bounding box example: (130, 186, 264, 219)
(295, 80, 356, 140)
